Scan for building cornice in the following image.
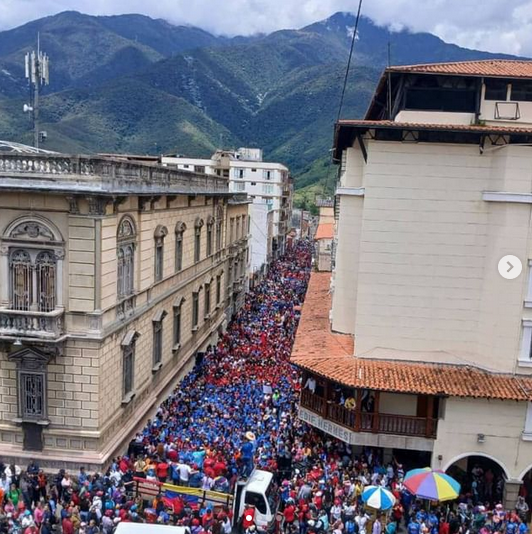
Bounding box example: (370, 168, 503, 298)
(483, 192, 532, 204)
(336, 187, 365, 197)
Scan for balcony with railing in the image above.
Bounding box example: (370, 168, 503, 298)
(300, 387, 438, 440)
(0, 308, 64, 339)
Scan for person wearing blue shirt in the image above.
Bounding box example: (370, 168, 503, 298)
(408, 519, 421, 534)
(240, 432, 255, 477)
(507, 519, 519, 534)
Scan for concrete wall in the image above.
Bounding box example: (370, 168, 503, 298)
(334, 139, 532, 373)
(434, 397, 532, 482)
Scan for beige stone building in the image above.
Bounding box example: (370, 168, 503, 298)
(0, 147, 249, 469)
(293, 60, 532, 506)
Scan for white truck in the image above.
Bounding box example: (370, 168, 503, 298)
(134, 469, 279, 533)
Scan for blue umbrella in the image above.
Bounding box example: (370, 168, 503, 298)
(361, 485, 396, 510)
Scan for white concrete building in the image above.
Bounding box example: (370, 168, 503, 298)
(292, 60, 532, 507)
(162, 148, 292, 261)
(248, 203, 273, 277)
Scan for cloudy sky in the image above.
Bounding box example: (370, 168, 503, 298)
(0, 0, 531, 56)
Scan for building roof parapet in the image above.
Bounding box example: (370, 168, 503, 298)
(0, 153, 230, 196)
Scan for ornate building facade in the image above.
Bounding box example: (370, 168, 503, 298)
(0, 149, 249, 469)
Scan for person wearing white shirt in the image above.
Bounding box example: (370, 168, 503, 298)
(304, 376, 316, 393)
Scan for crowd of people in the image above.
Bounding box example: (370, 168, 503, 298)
(0, 240, 529, 534)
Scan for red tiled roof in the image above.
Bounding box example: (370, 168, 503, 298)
(315, 222, 334, 240)
(293, 272, 532, 401)
(336, 119, 532, 135)
(292, 272, 353, 360)
(387, 60, 532, 78)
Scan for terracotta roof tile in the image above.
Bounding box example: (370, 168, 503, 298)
(292, 272, 353, 360)
(292, 273, 532, 402)
(387, 60, 532, 78)
(314, 222, 334, 240)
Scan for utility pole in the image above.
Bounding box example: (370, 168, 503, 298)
(24, 33, 50, 149)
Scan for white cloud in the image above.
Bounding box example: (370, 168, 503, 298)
(0, 0, 531, 56)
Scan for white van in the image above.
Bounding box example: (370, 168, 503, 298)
(115, 523, 190, 534)
(233, 470, 278, 533)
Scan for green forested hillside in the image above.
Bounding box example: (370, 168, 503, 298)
(0, 11, 520, 196)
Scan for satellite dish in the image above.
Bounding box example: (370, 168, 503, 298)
(23, 104, 33, 113)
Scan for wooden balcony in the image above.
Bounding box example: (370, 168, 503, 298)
(300, 388, 438, 439)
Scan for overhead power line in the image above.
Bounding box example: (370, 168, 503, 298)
(336, 0, 364, 122)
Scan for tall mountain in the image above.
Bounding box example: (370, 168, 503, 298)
(0, 11, 521, 193)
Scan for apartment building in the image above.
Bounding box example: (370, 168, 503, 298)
(292, 60, 532, 506)
(162, 148, 293, 265)
(0, 146, 248, 469)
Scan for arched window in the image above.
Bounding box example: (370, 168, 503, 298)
(154, 225, 168, 283)
(194, 218, 204, 263)
(175, 222, 187, 272)
(5, 217, 63, 312)
(10, 250, 32, 311)
(35, 251, 56, 312)
(117, 216, 136, 299)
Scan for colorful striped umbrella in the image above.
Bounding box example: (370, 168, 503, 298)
(404, 467, 460, 502)
(361, 485, 396, 510)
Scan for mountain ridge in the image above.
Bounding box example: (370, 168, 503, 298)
(0, 10, 523, 198)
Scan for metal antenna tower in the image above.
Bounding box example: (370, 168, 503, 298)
(24, 33, 50, 149)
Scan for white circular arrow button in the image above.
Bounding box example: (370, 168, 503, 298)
(498, 255, 522, 280)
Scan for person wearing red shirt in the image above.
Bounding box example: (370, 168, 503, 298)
(62, 515, 74, 534)
(156, 461, 169, 483)
(284, 501, 296, 532)
(214, 458, 227, 477)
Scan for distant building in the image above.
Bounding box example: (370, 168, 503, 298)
(248, 203, 273, 279)
(162, 148, 293, 262)
(0, 143, 248, 469)
(293, 60, 532, 506)
(314, 206, 334, 272)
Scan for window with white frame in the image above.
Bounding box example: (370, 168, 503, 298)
(524, 402, 532, 437)
(117, 216, 136, 299)
(263, 170, 272, 180)
(236, 168, 245, 179)
(520, 320, 532, 364)
(525, 260, 532, 306)
(262, 184, 274, 195)
(235, 182, 246, 192)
